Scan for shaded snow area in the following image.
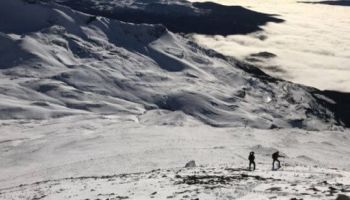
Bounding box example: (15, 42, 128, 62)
(0, 116, 350, 199)
(0, 0, 349, 129)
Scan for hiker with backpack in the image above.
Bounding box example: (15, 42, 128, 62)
(248, 151, 256, 171)
(272, 151, 284, 170)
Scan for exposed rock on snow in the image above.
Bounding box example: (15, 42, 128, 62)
(0, 0, 349, 129)
(185, 160, 196, 168)
(337, 194, 350, 200)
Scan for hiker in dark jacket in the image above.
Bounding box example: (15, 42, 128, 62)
(272, 151, 284, 170)
(248, 151, 256, 171)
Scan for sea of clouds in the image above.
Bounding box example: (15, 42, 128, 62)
(190, 0, 350, 92)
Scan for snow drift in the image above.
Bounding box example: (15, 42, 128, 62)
(0, 0, 349, 130)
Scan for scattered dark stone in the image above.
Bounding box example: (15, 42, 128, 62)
(179, 175, 238, 185)
(341, 188, 350, 192)
(336, 194, 350, 200)
(115, 196, 129, 200)
(175, 190, 192, 195)
(266, 187, 282, 192)
(86, 16, 97, 24)
(236, 90, 246, 98)
(32, 195, 47, 200)
(270, 124, 279, 129)
(185, 160, 196, 168)
(257, 35, 268, 41)
(177, 173, 276, 186)
(308, 187, 320, 192)
(150, 169, 161, 173)
(250, 52, 277, 59)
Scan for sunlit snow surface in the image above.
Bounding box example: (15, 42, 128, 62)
(0, 116, 350, 199)
(190, 0, 350, 92)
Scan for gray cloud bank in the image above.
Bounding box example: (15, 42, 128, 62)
(190, 0, 350, 92)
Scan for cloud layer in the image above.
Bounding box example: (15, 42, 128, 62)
(190, 0, 350, 92)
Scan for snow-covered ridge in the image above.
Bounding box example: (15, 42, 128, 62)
(56, 0, 284, 35)
(0, 0, 349, 129)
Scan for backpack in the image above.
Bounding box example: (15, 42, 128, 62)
(272, 152, 278, 160)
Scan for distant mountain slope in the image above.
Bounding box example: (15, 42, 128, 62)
(56, 0, 284, 35)
(300, 0, 350, 6)
(0, 0, 349, 129)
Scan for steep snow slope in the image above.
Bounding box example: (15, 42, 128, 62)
(0, 0, 348, 129)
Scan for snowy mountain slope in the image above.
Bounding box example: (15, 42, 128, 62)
(1, 1, 350, 199)
(0, 0, 349, 129)
(0, 116, 349, 197)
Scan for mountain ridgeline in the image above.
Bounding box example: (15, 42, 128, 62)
(57, 0, 284, 35)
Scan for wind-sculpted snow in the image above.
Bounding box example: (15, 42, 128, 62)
(0, 0, 349, 129)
